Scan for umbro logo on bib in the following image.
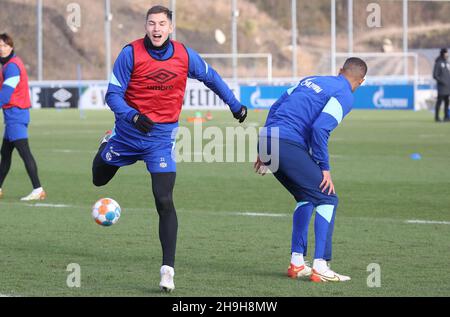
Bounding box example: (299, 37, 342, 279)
(146, 68, 177, 84)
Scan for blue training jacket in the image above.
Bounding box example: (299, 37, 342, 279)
(0, 55, 30, 125)
(263, 75, 354, 171)
(106, 40, 241, 140)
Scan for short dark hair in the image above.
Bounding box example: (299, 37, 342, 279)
(0, 33, 14, 48)
(440, 48, 448, 57)
(343, 57, 368, 79)
(146, 5, 172, 21)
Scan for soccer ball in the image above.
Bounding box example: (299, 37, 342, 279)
(92, 198, 121, 227)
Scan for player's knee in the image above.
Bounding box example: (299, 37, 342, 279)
(92, 173, 109, 187)
(319, 194, 339, 207)
(0, 148, 9, 157)
(93, 179, 105, 187)
(92, 159, 118, 187)
(155, 194, 175, 213)
(328, 195, 339, 207)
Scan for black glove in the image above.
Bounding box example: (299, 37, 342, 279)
(133, 114, 154, 134)
(233, 105, 248, 123)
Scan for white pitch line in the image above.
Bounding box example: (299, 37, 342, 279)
(406, 220, 450, 225)
(233, 214, 450, 225)
(26, 203, 73, 208)
(52, 149, 97, 154)
(419, 134, 446, 139)
(233, 212, 288, 218)
(41, 130, 100, 136)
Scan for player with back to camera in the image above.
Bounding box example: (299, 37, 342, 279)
(91, 5, 248, 292)
(0, 33, 46, 201)
(255, 58, 367, 282)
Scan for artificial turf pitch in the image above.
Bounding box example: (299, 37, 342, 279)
(0, 109, 449, 297)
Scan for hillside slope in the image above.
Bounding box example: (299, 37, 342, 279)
(1, 0, 448, 80)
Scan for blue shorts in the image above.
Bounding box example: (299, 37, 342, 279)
(3, 123, 28, 142)
(259, 136, 338, 207)
(101, 130, 176, 174)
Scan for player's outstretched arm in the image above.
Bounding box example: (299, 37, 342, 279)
(311, 114, 334, 173)
(186, 47, 247, 123)
(233, 105, 248, 123)
(312, 95, 351, 195)
(105, 46, 139, 123)
(311, 120, 335, 195)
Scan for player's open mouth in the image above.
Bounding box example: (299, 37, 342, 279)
(152, 35, 163, 41)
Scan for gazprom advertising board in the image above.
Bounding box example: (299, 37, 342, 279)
(240, 86, 290, 110)
(28, 82, 415, 111)
(241, 84, 415, 110)
(353, 85, 415, 110)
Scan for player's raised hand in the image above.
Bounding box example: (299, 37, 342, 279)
(320, 170, 335, 195)
(254, 156, 268, 176)
(133, 113, 154, 134)
(233, 105, 248, 123)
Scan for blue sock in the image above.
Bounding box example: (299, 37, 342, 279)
(324, 210, 337, 261)
(291, 202, 314, 256)
(314, 205, 336, 260)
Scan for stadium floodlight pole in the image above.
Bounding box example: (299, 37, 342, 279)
(232, 0, 238, 82)
(292, 0, 298, 79)
(37, 0, 43, 81)
(105, 0, 112, 80)
(348, 0, 353, 55)
(403, 0, 409, 78)
(331, 0, 336, 75)
(170, 0, 176, 40)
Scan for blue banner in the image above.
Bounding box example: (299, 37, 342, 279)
(240, 84, 415, 110)
(240, 86, 289, 109)
(353, 85, 415, 110)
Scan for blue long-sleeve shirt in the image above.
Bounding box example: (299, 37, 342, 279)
(0, 60, 20, 108)
(106, 40, 241, 138)
(263, 75, 354, 171)
(1, 58, 29, 124)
